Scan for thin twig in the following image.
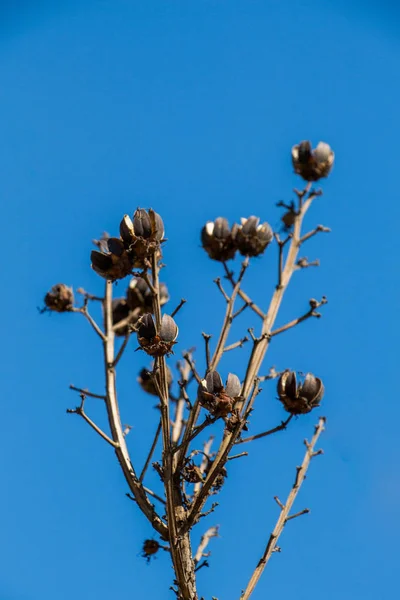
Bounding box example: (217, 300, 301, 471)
(140, 419, 162, 482)
(72, 307, 106, 341)
(113, 332, 131, 366)
(66, 396, 118, 448)
(223, 262, 265, 319)
(239, 417, 326, 600)
(223, 336, 249, 353)
(300, 225, 331, 244)
(270, 297, 327, 337)
(69, 385, 105, 400)
(214, 278, 230, 302)
(194, 526, 219, 565)
(237, 415, 293, 445)
(209, 258, 249, 371)
(171, 298, 187, 318)
(227, 452, 248, 461)
(202, 333, 212, 372)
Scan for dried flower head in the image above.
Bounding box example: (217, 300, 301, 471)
(91, 237, 132, 281)
(198, 371, 241, 417)
(120, 208, 164, 267)
(44, 284, 74, 312)
(204, 459, 228, 492)
(112, 298, 140, 337)
(291, 141, 334, 181)
(142, 539, 160, 562)
(137, 365, 173, 396)
(127, 277, 169, 311)
(235, 216, 273, 257)
(277, 370, 324, 414)
(201, 217, 238, 261)
(137, 313, 178, 356)
(182, 462, 204, 484)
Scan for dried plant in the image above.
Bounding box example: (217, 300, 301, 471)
(42, 140, 334, 599)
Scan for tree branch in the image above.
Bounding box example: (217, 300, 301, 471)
(239, 417, 326, 600)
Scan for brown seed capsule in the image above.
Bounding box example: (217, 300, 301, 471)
(137, 365, 173, 396)
(204, 459, 228, 492)
(291, 141, 334, 181)
(112, 298, 140, 337)
(142, 539, 160, 562)
(201, 217, 237, 261)
(182, 463, 204, 484)
(44, 284, 74, 312)
(198, 370, 241, 417)
(235, 216, 273, 257)
(90, 247, 133, 281)
(277, 370, 324, 414)
(127, 277, 169, 311)
(137, 313, 178, 357)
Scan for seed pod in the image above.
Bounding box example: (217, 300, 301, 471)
(127, 277, 169, 311)
(137, 365, 173, 396)
(112, 298, 140, 336)
(137, 313, 178, 356)
(277, 370, 324, 414)
(235, 216, 273, 257)
(142, 539, 160, 562)
(182, 463, 204, 484)
(120, 214, 135, 247)
(291, 140, 334, 181)
(201, 217, 237, 261)
(198, 370, 241, 417)
(44, 284, 74, 312)
(90, 248, 132, 281)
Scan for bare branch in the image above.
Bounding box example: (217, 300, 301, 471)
(237, 415, 293, 445)
(300, 224, 331, 244)
(69, 385, 105, 400)
(202, 333, 212, 372)
(72, 306, 106, 341)
(194, 526, 219, 565)
(171, 298, 187, 318)
(223, 336, 249, 353)
(223, 262, 265, 319)
(239, 417, 326, 600)
(66, 396, 118, 448)
(113, 332, 131, 367)
(140, 419, 162, 482)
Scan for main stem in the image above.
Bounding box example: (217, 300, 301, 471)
(102, 280, 167, 537)
(150, 254, 198, 600)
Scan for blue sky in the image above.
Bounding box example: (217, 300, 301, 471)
(1, 1, 399, 599)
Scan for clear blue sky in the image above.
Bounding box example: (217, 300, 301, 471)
(2, 1, 399, 599)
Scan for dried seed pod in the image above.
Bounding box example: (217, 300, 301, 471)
(112, 298, 140, 336)
(137, 365, 173, 396)
(142, 539, 160, 562)
(119, 208, 165, 267)
(291, 140, 334, 181)
(182, 463, 204, 484)
(235, 216, 273, 257)
(127, 277, 169, 311)
(127, 277, 153, 310)
(201, 217, 237, 261)
(204, 459, 228, 492)
(198, 370, 241, 417)
(44, 284, 74, 312)
(120, 215, 135, 247)
(137, 313, 178, 356)
(281, 209, 296, 231)
(277, 370, 324, 414)
(90, 247, 132, 281)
